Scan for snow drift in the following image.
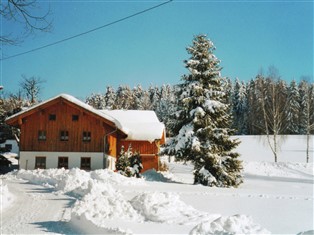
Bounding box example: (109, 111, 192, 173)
(0, 180, 14, 211)
(189, 214, 270, 235)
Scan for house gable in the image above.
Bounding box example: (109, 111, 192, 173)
(6, 95, 119, 153)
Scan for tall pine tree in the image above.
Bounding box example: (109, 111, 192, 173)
(165, 35, 242, 187)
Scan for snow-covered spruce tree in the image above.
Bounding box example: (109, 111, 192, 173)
(286, 80, 300, 134)
(116, 146, 131, 176)
(104, 86, 116, 109)
(232, 78, 248, 134)
(165, 34, 242, 187)
(116, 145, 143, 178)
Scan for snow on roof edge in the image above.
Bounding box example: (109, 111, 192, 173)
(5, 94, 165, 142)
(5, 94, 116, 125)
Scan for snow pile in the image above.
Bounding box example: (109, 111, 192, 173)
(189, 214, 270, 235)
(71, 181, 143, 223)
(11, 168, 145, 196)
(130, 192, 218, 225)
(0, 180, 14, 211)
(90, 169, 146, 186)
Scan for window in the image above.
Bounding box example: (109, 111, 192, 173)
(81, 157, 91, 170)
(72, 115, 79, 121)
(60, 131, 69, 141)
(83, 131, 91, 142)
(35, 157, 46, 169)
(38, 130, 46, 141)
(49, 114, 56, 121)
(58, 157, 68, 169)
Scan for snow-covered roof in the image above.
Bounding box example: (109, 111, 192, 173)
(6, 94, 165, 142)
(101, 110, 165, 143)
(5, 94, 116, 125)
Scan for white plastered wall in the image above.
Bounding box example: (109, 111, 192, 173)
(19, 151, 106, 170)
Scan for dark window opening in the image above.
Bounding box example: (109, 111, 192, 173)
(81, 157, 91, 170)
(72, 115, 79, 121)
(60, 130, 69, 141)
(58, 157, 68, 169)
(49, 114, 56, 121)
(83, 131, 91, 142)
(35, 157, 46, 169)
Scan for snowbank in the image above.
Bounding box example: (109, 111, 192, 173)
(0, 180, 14, 211)
(130, 192, 218, 225)
(11, 168, 145, 197)
(243, 161, 314, 179)
(7, 160, 311, 234)
(189, 214, 270, 235)
(71, 181, 143, 225)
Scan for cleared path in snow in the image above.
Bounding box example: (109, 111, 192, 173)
(1, 179, 78, 235)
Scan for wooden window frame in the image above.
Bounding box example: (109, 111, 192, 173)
(82, 131, 91, 142)
(60, 130, 69, 141)
(80, 157, 91, 170)
(38, 130, 47, 141)
(35, 156, 46, 169)
(58, 157, 69, 169)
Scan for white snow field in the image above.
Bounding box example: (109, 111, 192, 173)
(0, 135, 313, 234)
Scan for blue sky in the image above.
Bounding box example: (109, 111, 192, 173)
(1, 0, 313, 100)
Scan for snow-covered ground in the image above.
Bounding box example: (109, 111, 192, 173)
(0, 135, 313, 234)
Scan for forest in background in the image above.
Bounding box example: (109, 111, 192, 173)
(84, 75, 313, 137)
(0, 75, 313, 141)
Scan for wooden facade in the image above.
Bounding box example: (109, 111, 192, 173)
(10, 97, 117, 154)
(6, 94, 165, 172)
(117, 140, 160, 171)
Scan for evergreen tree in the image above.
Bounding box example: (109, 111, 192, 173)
(148, 85, 160, 111)
(132, 85, 146, 110)
(115, 85, 133, 109)
(298, 80, 309, 134)
(116, 145, 143, 177)
(246, 79, 260, 134)
(232, 78, 248, 134)
(115, 146, 131, 174)
(104, 86, 116, 109)
(286, 80, 300, 134)
(85, 93, 106, 109)
(155, 84, 177, 136)
(165, 35, 242, 187)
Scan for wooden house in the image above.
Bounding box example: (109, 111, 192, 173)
(5, 94, 166, 172)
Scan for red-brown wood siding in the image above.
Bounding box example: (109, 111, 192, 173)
(117, 140, 160, 172)
(20, 100, 115, 153)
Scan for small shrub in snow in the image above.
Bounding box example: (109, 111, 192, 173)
(116, 145, 143, 178)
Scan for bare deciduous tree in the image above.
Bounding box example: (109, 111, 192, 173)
(1, 0, 52, 45)
(300, 79, 314, 163)
(255, 67, 289, 162)
(20, 75, 45, 105)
